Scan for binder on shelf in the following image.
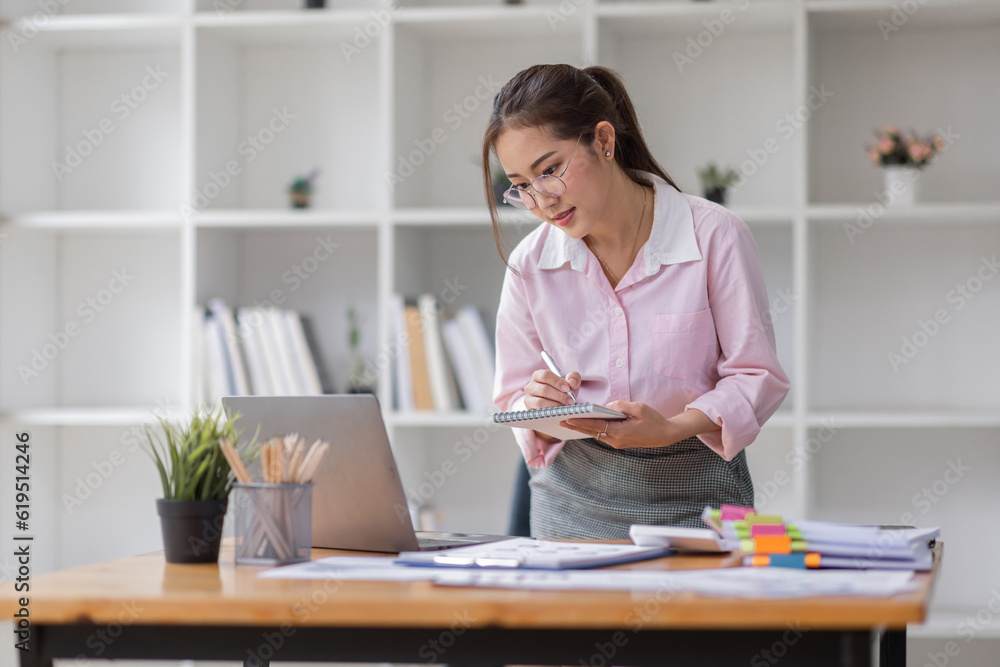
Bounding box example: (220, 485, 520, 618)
(197, 300, 328, 399)
(208, 298, 250, 396)
(266, 307, 302, 394)
(455, 305, 496, 410)
(252, 306, 289, 395)
(192, 305, 207, 407)
(236, 306, 273, 396)
(284, 309, 323, 395)
(404, 303, 434, 411)
(202, 311, 231, 404)
(441, 316, 486, 412)
(418, 293, 459, 411)
(392, 293, 415, 412)
(298, 313, 334, 394)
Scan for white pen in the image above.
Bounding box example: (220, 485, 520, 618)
(540, 350, 577, 404)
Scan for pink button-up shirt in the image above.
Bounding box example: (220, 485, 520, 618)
(493, 172, 790, 469)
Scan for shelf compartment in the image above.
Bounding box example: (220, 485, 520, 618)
(195, 226, 379, 396)
(389, 424, 523, 534)
(742, 424, 799, 518)
(748, 225, 796, 410)
(0, 228, 183, 411)
(392, 15, 585, 209)
(0, 25, 181, 214)
(808, 223, 1000, 412)
(597, 3, 797, 208)
(806, 4, 1000, 204)
(193, 21, 385, 213)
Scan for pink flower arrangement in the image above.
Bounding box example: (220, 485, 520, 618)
(867, 125, 942, 168)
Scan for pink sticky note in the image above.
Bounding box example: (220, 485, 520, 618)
(751, 524, 787, 537)
(720, 504, 756, 520)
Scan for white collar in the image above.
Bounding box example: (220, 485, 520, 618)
(537, 171, 702, 276)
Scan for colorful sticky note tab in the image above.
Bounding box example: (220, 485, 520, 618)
(720, 504, 756, 521)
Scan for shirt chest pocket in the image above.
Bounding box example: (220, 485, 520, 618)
(652, 309, 717, 381)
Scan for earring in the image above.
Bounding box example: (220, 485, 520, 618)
(605, 150, 611, 157)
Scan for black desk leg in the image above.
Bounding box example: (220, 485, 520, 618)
(16, 625, 52, 667)
(879, 629, 906, 667)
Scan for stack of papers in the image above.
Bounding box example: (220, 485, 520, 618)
(259, 555, 919, 598)
(696, 505, 939, 571)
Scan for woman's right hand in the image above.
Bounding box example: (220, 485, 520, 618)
(524, 369, 582, 443)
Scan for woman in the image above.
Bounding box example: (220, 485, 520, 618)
(486, 64, 790, 539)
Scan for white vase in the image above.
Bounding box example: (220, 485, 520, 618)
(882, 166, 920, 207)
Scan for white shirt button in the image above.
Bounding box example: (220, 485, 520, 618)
(616, 358, 624, 368)
(614, 307, 623, 317)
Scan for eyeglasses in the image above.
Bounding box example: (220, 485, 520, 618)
(502, 134, 583, 210)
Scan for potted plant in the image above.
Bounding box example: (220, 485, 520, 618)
(696, 162, 739, 205)
(866, 125, 944, 207)
(289, 168, 320, 209)
(142, 403, 258, 564)
(346, 305, 374, 394)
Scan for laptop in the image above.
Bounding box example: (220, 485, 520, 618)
(221, 394, 514, 552)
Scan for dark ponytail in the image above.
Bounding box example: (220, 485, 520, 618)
(482, 64, 680, 274)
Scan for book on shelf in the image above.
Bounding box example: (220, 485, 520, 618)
(298, 313, 335, 394)
(394, 294, 496, 414)
(441, 317, 487, 412)
(284, 309, 324, 395)
(391, 293, 415, 412)
(208, 298, 250, 396)
(403, 301, 434, 411)
(236, 307, 273, 395)
(418, 293, 459, 411)
(454, 304, 496, 409)
(202, 310, 231, 405)
(196, 300, 327, 400)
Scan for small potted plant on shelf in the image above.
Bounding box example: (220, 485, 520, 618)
(346, 305, 374, 394)
(289, 168, 320, 209)
(142, 403, 259, 564)
(866, 125, 944, 207)
(697, 162, 739, 205)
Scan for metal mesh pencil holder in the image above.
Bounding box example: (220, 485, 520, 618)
(233, 483, 313, 565)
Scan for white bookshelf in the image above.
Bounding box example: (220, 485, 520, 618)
(1, 0, 998, 646)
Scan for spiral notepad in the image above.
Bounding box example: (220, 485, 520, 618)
(492, 402, 626, 441)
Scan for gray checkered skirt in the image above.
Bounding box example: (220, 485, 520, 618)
(527, 435, 754, 539)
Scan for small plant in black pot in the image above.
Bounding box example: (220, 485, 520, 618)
(697, 162, 739, 205)
(289, 168, 320, 208)
(142, 404, 259, 564)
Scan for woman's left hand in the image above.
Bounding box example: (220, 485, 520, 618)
(560, 400, 687, 449)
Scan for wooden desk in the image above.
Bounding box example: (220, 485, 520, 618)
(1, 541, 941, 667)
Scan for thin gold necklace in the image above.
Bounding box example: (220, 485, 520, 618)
(586, 187, 648, 285)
